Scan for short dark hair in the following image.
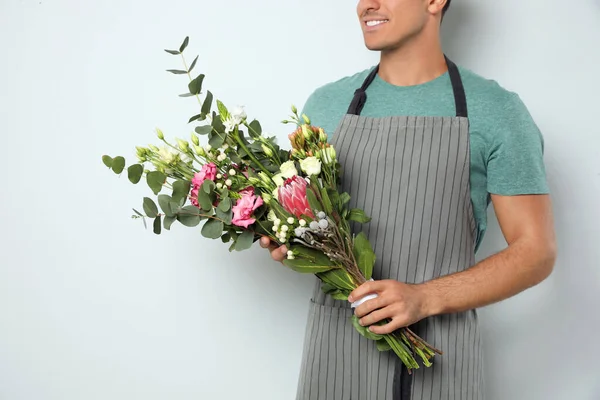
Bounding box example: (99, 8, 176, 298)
(443, 0, 452, 16)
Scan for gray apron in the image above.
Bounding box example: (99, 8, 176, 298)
(296, 58, 484, 399)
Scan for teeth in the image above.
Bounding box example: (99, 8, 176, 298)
(366, 20, 388, 27)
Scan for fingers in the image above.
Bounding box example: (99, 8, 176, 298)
(368, 317, 404, 335)
(271, 245, 288, 262)
(348, 280, 387, 303)
(358, 308, 393, 328)
(354, 296, 389, 318)
(259, 236, 288, 262)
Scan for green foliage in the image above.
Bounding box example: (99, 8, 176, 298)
(353, 232, 376, 280)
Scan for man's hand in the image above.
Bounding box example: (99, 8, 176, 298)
(348, 280, 431, 335)
(259, 236, 288, 263)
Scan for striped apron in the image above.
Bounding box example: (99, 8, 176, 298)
(296, 58, 484, 399)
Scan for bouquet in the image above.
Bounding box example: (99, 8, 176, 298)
(102, 37, 441, 371)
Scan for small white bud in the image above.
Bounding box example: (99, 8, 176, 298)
(287, 254, 295, 260)
(216, 183, 223, 189)
(309, 221, 320, 230)
(274, 218, 281, 226)
(318, 219, 329, 230)
(281, 225, 289, 232)
(299, 219, 307, 227)
(217, 174, 223, 179)
(225, 179, 232, 186)
(229, 169, 236, 176)
(287, 217, 295, 225)
(222, 143, 229, 150)
(272, 225, 279, 232)
(287, 250, 294, 257)
(317, 211, 326, 220)
(205, 144, 212, 152)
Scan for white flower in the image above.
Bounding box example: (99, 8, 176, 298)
(300, 156, 322, 176)
(158, 146, 177, 164)
(317, 211, 326, 220)
(318, 219, 329, 230)
(281, 225, 289, 232)
(228, 169, 236, 176)
(216, 183, 223, 189)
(217, 174, 223, 179)
(225, 179, 232, 186)
(287, 217, 295, 225)
(299, 219, 307, 227)
(230, 106, 247, 125)
(272, 173, 285, 187)
(274, 218, 281, 226)
(223, 118, 237, 133)
(279, 161, 298, 179)
(217, 154, 226, 162)
(205, 144, 212, 152)
(309, 221, 320, 230)
(222, 143, 229, 150)
(287, 251, 294, 260)
(267, 210, 277, 222)
(272, 225, 279, 232)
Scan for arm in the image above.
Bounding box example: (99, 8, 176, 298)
(351, 193, 557, 334)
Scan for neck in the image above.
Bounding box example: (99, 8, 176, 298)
(378, 29, 447, 87)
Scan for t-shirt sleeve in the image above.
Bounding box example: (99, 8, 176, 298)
(486, 93, 550, 195)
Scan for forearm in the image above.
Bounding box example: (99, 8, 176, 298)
(419, 237, 556, 317)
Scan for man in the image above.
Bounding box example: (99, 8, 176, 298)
(260, 0, 557, 398)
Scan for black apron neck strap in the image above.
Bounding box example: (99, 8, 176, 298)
(346, 55, 468, 118)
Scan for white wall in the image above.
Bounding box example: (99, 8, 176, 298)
(1, 0, 598, 399)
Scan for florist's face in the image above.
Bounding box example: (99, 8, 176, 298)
(356, 0, 430, 52)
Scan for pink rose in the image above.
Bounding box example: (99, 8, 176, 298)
(193, 163, 217, 187)
(231, 187, 264, 228)
(190, 163, 218, 208)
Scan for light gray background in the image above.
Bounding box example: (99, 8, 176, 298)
(1, 0, 599, 399)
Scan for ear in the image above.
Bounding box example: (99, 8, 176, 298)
(427, 0, 447, 16)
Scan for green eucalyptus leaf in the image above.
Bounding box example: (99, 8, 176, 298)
(146, 171, 166, 195)
(202, 180, 215, 194)
(189, 113, 202, 123)
(218, 197, 231, 212)
(188, 55, 198, 73)
(179, 93, 195, 98)
(208, 130, 226, 149)
(177, 211, 201, 227)
(179, 36, 189, 52)
(201, 91, 213, 116)
(195, 125, 212, 135)
(215, 207, 232, 225)
(349, 208, 371, 224)
(163, 215, 176, 230)
(166, 69, 188, 75)
(188, 74, 205, 95)
(102, 155, 113, 168)
(234, 230, 255, 251)
(143, 197, 158, 218)
(158, 194, 175, 217)
(221, 232, 231, 243)
(211, 111, 225, 132)
(127, 164, 143, 184)
(197, 189, 212, 211)
(172, 180, 191, 204)
(201, 219, 224, 239)
(248, 120, 262, 139)
(353, 232, 375, 280)
(164, 49, 180, 55)
(153, 216, 162, 234)
(111, 156, 125, 174)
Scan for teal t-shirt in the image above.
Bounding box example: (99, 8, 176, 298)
(301, 66, 549, 253)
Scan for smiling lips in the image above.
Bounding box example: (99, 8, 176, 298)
(364, 19, 389, 30)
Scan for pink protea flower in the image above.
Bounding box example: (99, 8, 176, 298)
(231, 187, 264, 228)
(278, 176, 315, 219)
(190, 163, 218, 207)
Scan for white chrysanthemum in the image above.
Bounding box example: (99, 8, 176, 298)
(300, 156, 322, 176)
(279, 161, 298, 179)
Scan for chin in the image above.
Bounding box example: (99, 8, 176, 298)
(363, 39, 385, 51)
